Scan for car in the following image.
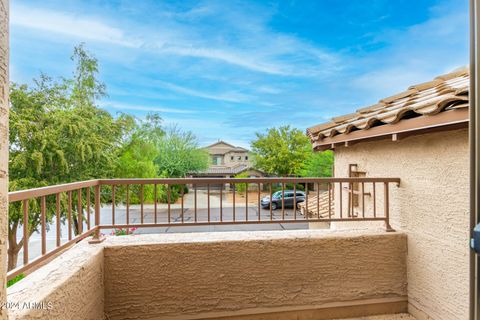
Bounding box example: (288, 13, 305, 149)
(260, 190, 306, 210)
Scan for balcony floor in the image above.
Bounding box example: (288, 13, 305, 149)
(344, 314, 415, 320)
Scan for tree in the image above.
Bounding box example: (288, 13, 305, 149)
(115, 114, 162, 180)
(114, 114, 163, 203)
(115, 120, 209, 203)
(154, 125, 209, 178)
(152, 126, 209, 202)
(300, 150, 334, 177)
(251, 126, 311, 176)
(8, 44, 209, 270)
(8, 45, 132, 270)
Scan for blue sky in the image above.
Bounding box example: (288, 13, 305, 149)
(10, 0, 468, 148)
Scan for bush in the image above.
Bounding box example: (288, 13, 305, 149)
(102, 184, 188, 205)
(111, 228, 137, 236)
(156, 184, 186, 203)
(233, 172, 250, 193)
(272, 183, 304, 193)
(7, 274, 24, 287)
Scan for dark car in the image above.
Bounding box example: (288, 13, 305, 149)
(261, 190, 305, 210)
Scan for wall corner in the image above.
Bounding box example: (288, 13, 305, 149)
(0, 0, 9, 319)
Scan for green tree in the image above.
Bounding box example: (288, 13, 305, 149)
(154, 126, 209, 178)
(300, 150, 334, 177)
(114, 114, 163, 203)
(251, 126, 311, 176)
(8, 45, 132, 270)
(116, 114, 162, 180)
(153, 126, 209, 203)
(115, 121, 208, 203)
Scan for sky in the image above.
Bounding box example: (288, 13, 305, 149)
(10, 0, 469, 148)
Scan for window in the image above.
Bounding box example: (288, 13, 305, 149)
(245, 156, 248, 160)
(231, 156, 234, 160)
(237, 156, 241, 160)
(272, 191, 282, 199)
(213, 156, 222, 165)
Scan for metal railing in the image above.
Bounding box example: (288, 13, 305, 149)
(7, 177, 400, 280)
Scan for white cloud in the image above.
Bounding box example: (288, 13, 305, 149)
(350, 3, 468, 100)
(156, 81, 253, 103)
(11, 2, 341, 77)
(159, 46, 290, 76)
(11, 3, 140, 47)
(101, 102, 195, 114)
(256, 85, 282, 94)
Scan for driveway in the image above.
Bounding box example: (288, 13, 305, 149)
(100, 189, 310, 234)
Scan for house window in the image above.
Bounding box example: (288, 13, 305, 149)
(237, 156, 242, 160)
(245, 156, 248, 160)
(213, 156, 222, 165)
(231, 156, 234, 160)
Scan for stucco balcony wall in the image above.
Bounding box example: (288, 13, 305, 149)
(7, 230, 408, 320)
(7, 240, 105, 320)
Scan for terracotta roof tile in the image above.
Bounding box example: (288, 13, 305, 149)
(408, 79, 443, 91)
(434, 67, 468, 80)
(356, 103, 385, 114)
(194, 164, 250, 175)
(380, 88, 417, 104)
(307, 121, 337, 136)
(331, 112, 359, 124)
(307, 68, 469, 145)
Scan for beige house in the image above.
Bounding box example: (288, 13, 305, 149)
(307, 67, 469, 319)
(191, 141, 265, 178)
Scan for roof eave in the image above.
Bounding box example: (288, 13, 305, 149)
(312, 108, 469, 151)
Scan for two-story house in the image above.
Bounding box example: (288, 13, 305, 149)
(191, 141, 265, 179)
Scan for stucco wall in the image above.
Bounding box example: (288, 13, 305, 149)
(0, 1, 8, 319)
(224, 151, 250, 166)
(103, 230, 407, 320)
(6, 231, 407, 319)
(7, 242, 105, 320)
(333, 128, 470, 320)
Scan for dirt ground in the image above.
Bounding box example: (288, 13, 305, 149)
(226, 191, 269, 205)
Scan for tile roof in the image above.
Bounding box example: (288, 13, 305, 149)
(192, 164, 256, 175)
(307, 68, 469, 147)
(204, 141, 249, 155)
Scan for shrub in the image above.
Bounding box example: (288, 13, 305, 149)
(233, 172, 250, 193)
(111, 227, 137, 236)
(7, 274, 25, 287)
(272, 183, 304, 193)
(156, 184, 185, 203)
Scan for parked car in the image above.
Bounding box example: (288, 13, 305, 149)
(261, 190, 305, 210)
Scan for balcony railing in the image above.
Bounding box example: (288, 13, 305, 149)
(7, 177, 400, 281)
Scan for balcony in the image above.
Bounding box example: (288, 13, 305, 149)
(6, 177, 408, 320)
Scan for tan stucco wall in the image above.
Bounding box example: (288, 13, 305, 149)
(224, 151, 250, 166)
(333, 128, 470, 320)
(6, 230, 407, 319)
(0, 1, 8, 319)
(103, 230, 407, 320)
(7, 242, 105, 320)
